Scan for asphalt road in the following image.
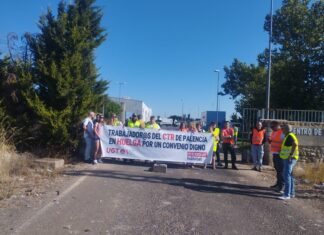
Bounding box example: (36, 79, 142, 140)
(5, 160, 324, 235)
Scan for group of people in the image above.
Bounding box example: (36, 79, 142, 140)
(83, 111, 299, 200)
(82, 112, 160, 164)
(250, 121, 299, 200)
(178, 121, 238, 170)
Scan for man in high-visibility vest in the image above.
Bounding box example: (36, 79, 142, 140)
(268, 121, 285, 191)
(137, 114, 146, 128)
(206, 122, 222, 170)
(250, 121, 266, 172)
(109, 113, 123, 126)
(145, 116, 160, 130)
(278, 124, 299, 200)
(127, 113, 141, 128)
(233, 125, 238, 145)
(221, 121, 238, 170)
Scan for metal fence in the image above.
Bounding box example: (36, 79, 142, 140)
(241, 108, 324, 140)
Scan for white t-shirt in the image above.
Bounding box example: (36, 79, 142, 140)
(83, 117, 94, 138)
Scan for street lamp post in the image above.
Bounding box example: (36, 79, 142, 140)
(117, 81, 126, 103)
(266, 0, 273, 119)
(181, 99, 184, 121)
(102, 95, 105, 116)
(265, 0, 274, 166)
(214, 69, 220, 125)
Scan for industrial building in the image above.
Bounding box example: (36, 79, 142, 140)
(201, 111, 226, 127)
(110, 97, 153, 122)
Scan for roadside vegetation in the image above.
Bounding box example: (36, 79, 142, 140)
(0, 106, 59, 200)
(0, 108, 27, 199)
(300, 163, 324, 185)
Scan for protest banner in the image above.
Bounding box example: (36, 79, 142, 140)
(100, 126, 214, 164)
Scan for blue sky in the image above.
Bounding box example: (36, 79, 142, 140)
(0, 0, 282, 119)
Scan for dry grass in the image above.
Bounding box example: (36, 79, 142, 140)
(302, 163, 324, 185)
(0, 124, 58, 200)
(0, 125, 29, 199)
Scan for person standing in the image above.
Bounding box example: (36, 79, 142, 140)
(179, 122, 188, 132)
(186, 122, 198, 168)
(127, 114, 140, 128)
(145, 116, 160, 129)
(268, 121, 285, 191)
(204, 122, 222, 169)
(137, 114, 145, 128)
(278, 124, 299, 200)
(83, 111, 95, 163)
(187, 122, 197, 133)
(109, 113, 123, 126)
(221, 121, 238, 170)
(250, 121, 266, 171)
(195, 122, 205, 133)
(233, 125, 239, 146)
(93, 114, 105, 164)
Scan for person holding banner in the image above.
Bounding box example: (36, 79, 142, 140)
(145, 116, 160, 129)
(179, 122, 188, 132)
(127, 113, 141, 128)
(137, 114, 146, 128)
(187, 122, 197, 168)
(188, 122, 197, 133)
(205, 122, 222, 169)
(221, 121, 238, 170)
(93, 114, 105, 164)
(196, 123, 205, 133)
(109, 113, 123, 126)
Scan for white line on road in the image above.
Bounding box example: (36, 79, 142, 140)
(12, 174, 88, 235)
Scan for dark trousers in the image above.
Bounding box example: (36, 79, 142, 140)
(222, 143, 236, 166)
(215, 146, 221, 163)
(273, 153, 284, 187)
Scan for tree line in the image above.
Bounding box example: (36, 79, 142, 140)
(0, 0, 323, 155)
(0, 0, 120, 154)
(221, 0, 323, 115)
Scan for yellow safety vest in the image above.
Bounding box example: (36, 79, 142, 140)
(145, 123, 160, 129)
(113, 119, 121, 126)
(234, 127, 238, 137)
(128, 120, 136, 128)
(134, 120, 141, 128)
(212, 128, 220, 152)
(280, 132, 299, 160)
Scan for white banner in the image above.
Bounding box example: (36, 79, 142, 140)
(100, 126, 214, 164)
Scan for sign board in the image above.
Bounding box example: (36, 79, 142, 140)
(291, 126, 324, 146)
(100, 126, 214, 164)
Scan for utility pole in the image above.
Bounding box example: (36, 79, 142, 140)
(265, 0, 274, 166)
(117, 81, 126, 103)
(265, 0, 273, 119)
(214, 70, 220, 125)
(102, 95, 105, 116)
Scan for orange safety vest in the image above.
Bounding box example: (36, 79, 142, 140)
(270, 129, 283, 153)
(252, 128, 266, 145)
(222, 128, 234, 144)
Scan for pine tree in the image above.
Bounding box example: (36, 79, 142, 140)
(25, 0, 108, 149)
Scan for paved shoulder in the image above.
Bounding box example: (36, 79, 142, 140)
(7, 161, 324, 235)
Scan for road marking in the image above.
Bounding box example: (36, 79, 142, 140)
(12, 175, 87, 235)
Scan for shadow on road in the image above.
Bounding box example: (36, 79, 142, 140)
(65, 162, 280, 200)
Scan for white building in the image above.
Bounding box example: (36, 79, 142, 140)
(110, 97, 153, 122)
